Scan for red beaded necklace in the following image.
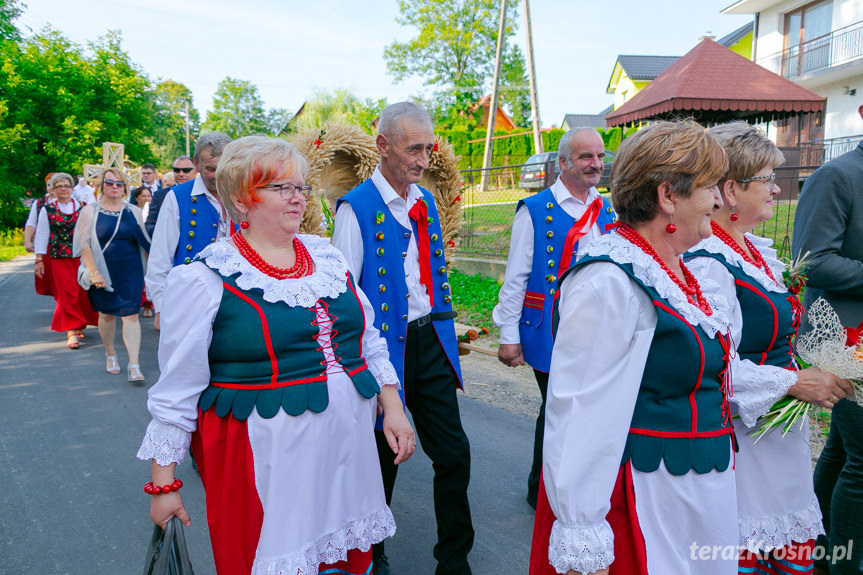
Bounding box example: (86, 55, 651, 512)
(710, 221, 778, 284)
(617, 224, 713, 316)
(233, 232, 314, 279)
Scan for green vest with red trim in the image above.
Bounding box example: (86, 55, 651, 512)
(560, 255, 735, 475)
(198, 267, 379, 420)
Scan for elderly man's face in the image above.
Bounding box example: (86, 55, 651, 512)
(378, 118, 434, 195)
(194, 150, 221, 195)
(172, 158, 196, 184)
(560, 131, 605, 196)
(141, 168, 156, 184)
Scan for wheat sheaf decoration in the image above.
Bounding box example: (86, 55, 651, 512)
(291, 125, 463, 264)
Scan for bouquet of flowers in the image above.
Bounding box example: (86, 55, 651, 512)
(753, 297, 863, 441)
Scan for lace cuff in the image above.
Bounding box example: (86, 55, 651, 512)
(136, 419, 192, 466)
(251, 506, 396, 575)
(733, 367, 798, 428)
(548, 519, 615, 575)
(739, 498, 825, 552)
(368, 359, 401, 389)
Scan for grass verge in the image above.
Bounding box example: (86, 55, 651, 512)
(0, 229, 25, 262)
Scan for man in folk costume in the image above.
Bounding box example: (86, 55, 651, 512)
(145, 132, 233, 331)
(332, 102, 474, 575)
(493, 127, 617, 508)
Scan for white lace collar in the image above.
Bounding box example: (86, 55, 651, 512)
(197, 233, 349, 308)
(578, 233, 730, 338)
(691, 233, 786, 294)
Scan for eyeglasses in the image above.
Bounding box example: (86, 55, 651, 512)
(739, 173, 776, 191)
(261, 183, 312, 200)
(53, 184, 72, 190)
(103, 179, 124, 187)
(173, 166, 195, 173)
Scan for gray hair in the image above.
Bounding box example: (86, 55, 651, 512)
(48, 172, 75, 189)
(558, 127, 602, 165)
(194, 132, 233, 161)
(377, 102, 433, 139)
(173, 155, 193, 165)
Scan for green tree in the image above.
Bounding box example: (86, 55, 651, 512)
(288, 88, 386, 134)
(0, 0, 24, 42)
(384, 0, 529, 130)
(148, 79, 200, 166)
(202, 77, 275, 138)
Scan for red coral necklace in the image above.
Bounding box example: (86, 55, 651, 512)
(233, 232, 313, 279)
(710, 221, 778, 284)
(617, 224, 713, 316)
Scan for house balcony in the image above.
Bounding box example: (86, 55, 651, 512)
(757, 21, 863, 84)
(798, 134, 863, 168)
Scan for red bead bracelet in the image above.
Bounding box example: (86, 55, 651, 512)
(144, 479, 183, 495)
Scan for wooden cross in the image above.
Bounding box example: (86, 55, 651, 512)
(82, 142, 142, 188)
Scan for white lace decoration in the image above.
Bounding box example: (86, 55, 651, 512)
(691, 234, 785, 293)
(579, 234, 731, 338)
(197, 234, 348, 308)
(733, 366, 799, 428)
(136, 419, 191, 465)
(548, 519, 615, 574)
(251, 507, 396, 575)
(739, 498, 825, 552)
(371, 361, 401, 389)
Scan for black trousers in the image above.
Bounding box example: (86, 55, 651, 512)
(527, 369, 549, 500)
(375, 321, 474, 575)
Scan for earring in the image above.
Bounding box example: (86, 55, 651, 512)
(729, 206, 739, 222)
(240, 214, 249, 229)
(666, 215, 677, 234)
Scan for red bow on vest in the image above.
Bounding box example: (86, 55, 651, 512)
(408, 199, 434, 306)
(557, 196, 605, 275)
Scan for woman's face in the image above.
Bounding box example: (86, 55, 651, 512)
(674, 182, 723, 249)
(735, 165, 779, 229)
(101, 172, 126, 200)
(52, 179, 73, 202)
(136, 188, 152, 207)
(244, 173, 307, 238)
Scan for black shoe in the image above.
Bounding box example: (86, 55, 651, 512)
(526, 490, 538, 509)
(373, 554, 392, 575)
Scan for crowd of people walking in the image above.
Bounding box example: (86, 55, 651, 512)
(18, 101, 863, 575)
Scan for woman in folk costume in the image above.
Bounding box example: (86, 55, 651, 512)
(685, 122, 851, 574)
(137, 136, 415, 575)
(530, 121, 739, 575)
(33, 172, 98, 349)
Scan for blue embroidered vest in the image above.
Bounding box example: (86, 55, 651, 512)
(518, 188, 617, 372)
(338, 179, 462, 402)
(172, 180, 220, 266)
(687, 249, 798, 369)
(558, 256, 734, 475)
(198, 267, 379, 420)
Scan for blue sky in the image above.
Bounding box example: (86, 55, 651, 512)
(20, 0, 753, 128)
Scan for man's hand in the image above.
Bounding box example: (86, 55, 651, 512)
(498, 343, 526, 367)
(154, 312, 160, 331)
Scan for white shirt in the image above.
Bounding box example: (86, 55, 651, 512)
(34, 199, 81, 254)
(25, 196, 52, 229)
(145, 177, 231, 313)
(493, 178, 604, 345)
(72, 183, 96, 205)
(332, 166, 433, 322)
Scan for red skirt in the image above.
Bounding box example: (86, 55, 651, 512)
(47, 257, 98, 332)
(739, 539, 815, 574)
(34, 256, 53, 297)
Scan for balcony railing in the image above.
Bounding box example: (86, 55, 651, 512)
(798, 134, 863, 167)
(758, 20, 863, 79)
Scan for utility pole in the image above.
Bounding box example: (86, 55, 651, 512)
(480, 0, 508, 192)
(184, 100, 191, 156)
(523, 0, 543, 154)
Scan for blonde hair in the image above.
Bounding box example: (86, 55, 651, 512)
(610, 121, 728, 225)
(99, 168, 129, 198)
(707, 121, 784, 194)
(215, 135, 310, 222)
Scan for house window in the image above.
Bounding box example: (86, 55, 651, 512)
(783, 0, 833, 76)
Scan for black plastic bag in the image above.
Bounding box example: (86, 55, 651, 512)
(143, 517, 196, 575)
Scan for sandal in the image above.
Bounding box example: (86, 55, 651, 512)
(142, 306, 153, 318)
(75, 330, 86, 339)
(106, 355, 121, 374)
(128, 364, 145, 382)
(66, 332, 80, 349)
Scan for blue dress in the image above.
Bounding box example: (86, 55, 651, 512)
(88, 206, 150, 316)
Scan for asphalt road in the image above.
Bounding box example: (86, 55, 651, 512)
(0, 255, 537, 574)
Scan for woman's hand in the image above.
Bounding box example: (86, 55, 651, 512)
(89, 268, 106, 289)
(150, 491, 191, 528)
(788, 367, 855, 409)
(378, 386, 416, 465)
(34, 259, 44, 278)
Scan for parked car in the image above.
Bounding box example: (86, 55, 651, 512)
(519, 150, 615, 191)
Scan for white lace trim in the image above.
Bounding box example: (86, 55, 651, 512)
(691, 234, 785, 294)
(548, 519, 615, 574)
(197, 234, 349, 308)
(251, 507, 396, 575)
(136, 419, 191, 466)
(739, 498, 825, 552)
(579, 233, 731, 338)
(369, 359, 401, 389)
(734, 366, 799, 428)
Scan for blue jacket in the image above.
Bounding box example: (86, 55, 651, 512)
(171, 180, 220, 266)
